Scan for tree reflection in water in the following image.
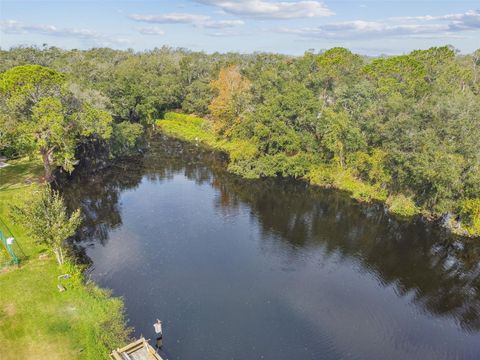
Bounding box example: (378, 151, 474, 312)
(61, 134, 480, 334)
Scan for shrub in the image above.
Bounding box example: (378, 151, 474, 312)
(308, 164, 387, 202)
(110, 122, 144, 157)
(459, 198, 480, 236)
(387, 194, 419, 217)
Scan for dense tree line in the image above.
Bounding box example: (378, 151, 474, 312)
(0, 45, 479, 234)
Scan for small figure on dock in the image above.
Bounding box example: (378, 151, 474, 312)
(153, 319, 163, 349)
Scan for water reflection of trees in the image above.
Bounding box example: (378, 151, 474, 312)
(205, 164, 480, 334)
(62, 135, 480, 333)
(60, 158, 145, 246)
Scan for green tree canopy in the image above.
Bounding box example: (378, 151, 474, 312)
(11, 185, 81, 265)
(0, 64, 113, 181)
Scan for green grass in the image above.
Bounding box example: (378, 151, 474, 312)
(307, 164, 389, 203)
(386, 194, 420, 218)
(0, 157, 44, 191)
(158, 112, 257, 162)
(459, 198, 480, 236)
(0, 159, 129, 360)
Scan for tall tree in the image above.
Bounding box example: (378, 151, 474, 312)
(209, 65, 251, 136)
(0, 65, 113, 181)
(30, 97, 76, 181)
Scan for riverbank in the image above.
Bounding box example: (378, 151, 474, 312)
(156, 112, 476, 238)
(0, 158, 130, 359)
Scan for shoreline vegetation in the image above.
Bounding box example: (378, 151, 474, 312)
(0, 44, 479, 357)
(157, 112, 476, 238)
(1, 46, 479, 239)
(0, 159, 130, 360)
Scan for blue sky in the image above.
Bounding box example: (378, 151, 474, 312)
(1, 1, 479, 55)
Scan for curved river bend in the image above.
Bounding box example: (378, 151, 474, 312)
(62, 135, 480, 360)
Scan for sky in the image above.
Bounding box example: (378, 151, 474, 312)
(0, 0, 479, 56)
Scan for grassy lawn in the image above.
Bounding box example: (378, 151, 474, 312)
(0, 157, 44, 191)
(0, 159, 129, 359)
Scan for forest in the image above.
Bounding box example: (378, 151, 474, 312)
(1, 45, 479, 236)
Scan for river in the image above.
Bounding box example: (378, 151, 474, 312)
(61, 134, 480, 360)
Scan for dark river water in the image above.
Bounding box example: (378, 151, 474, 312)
(62, 134, 480, 360)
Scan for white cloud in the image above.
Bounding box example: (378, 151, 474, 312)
(394, 9, 480, 31)
(207, 29, 249, 37)
(277, 9, 480, 40)
(129, 12, 244, 29)
(0, 19, 130, 46)
(278, 21, 447, 40)
(129, 13, 210, 25)
(204, 19, 245, 29)
(394, 10, 480, 23)
(195, 0, 333, 19)
(137, 27, 166, 36)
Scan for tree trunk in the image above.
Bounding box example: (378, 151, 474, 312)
(339, 144, 346, 169)
(41, 148, 54, 182)
(53, 247, 63, 265)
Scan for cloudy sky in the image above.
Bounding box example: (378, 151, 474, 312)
(1, 0, 479, 55)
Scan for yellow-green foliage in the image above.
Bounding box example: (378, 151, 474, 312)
(158, 112, 257, 161)
(386, 194, 420, 217)
(308, 164, 387, 203)
(163, 112, 204, 126)
(460, 198, 480, 236)
(157, 112, 480, 235)
(158, 113, 319, 179)
(350, 149, 391, 187)
(159, 112, 388, 202)
(220, 140, 257, 162)
(227, 152, 317, 179)
(0, 159, 129, 359)
(159, 112, 221, 146)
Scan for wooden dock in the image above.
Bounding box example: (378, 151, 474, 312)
(110, 338, 163, 360)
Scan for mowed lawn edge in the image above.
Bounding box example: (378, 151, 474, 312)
(0, 159, 130, 360)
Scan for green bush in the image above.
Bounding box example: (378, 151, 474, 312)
(459, 198, 480, 236)
(350, 149, 391, 187)
(308, 164, 387, 202)
(158, 112, 258, 163)
(387, 194, 419, 217)
(110, 122, 144, 157)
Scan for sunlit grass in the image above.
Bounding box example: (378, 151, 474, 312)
(0, 159, 129, 359)
(308, 164, 388, 203)
(0, 157, 44, 191)
(158, 112, 257, 160)
(386, 194, 420, 218)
